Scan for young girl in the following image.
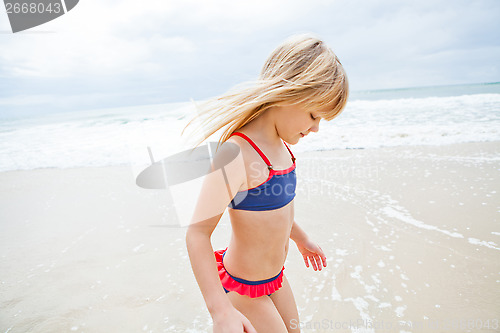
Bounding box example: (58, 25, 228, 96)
(184, 34, 348, 332)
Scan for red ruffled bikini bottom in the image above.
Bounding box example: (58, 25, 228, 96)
(214, 248, 284, 298)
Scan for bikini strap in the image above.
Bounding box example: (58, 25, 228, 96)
(230, 132, 273, 169)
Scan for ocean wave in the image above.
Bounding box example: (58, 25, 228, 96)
(1, 91, 499, 171)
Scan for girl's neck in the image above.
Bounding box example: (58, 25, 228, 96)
(238, 109, 282, 148)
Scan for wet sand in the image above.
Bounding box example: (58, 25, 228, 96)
(1, 142, 499, 332)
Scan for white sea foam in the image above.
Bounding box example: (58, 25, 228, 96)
(395, 305, 407, 317)
(378, 302, 391, 308)
(0, 86, 499, 171)
(133, 244, 145, 253)
(382, 206, 464, 239)
(332, 284, 342, 301)
(381, 203, 500, 252)
(468, 238, 500, 251)
(336, 249, 349, 256)
(350, 265, 377, 294)
(343, 297, 375, 333)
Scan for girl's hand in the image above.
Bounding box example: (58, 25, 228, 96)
(296, 238, 327, 271)
(213, 307, 257, 333)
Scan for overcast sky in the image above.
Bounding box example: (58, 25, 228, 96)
(1, 0, 499, 118)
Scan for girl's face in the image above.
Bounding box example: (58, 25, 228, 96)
(273, 104, 322, 144)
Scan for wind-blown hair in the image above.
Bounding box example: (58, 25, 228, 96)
(182, 33, 349, 149)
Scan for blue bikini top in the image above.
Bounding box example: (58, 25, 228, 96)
(227, 132, 296, 211)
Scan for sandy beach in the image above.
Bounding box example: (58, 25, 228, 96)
(1, 141, 499, 333)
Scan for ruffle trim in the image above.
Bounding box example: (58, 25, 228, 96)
(215, 249, 284, 298)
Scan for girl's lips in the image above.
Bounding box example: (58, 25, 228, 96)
(300, 133, 304, 137)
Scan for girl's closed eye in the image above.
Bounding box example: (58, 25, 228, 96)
(310, 113, 316, 120)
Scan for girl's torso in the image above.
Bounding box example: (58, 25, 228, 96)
(223, 131, 296, 281)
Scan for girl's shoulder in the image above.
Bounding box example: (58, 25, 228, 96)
(225, 132, 263, 160)
(210, 139, 247, 190)
(224, 132, 265, 168)
(225, 132, 251, 154)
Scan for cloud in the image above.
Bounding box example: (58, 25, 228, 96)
(328, 0, 500, 88)
(0, 0, 498, 118)
(0, 2, 197, 78)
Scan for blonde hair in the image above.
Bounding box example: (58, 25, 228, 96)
(182, 33, 349, 149)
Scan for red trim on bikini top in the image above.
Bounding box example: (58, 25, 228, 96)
(229, 132, 296, 172)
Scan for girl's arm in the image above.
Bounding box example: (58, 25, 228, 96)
(186, 214, 233, 315)
(290, 220, 327, 271)
(290, 220, 308, 244)
(185, 142, 256, 332)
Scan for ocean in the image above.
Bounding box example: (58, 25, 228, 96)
(0, 82, 499, 172)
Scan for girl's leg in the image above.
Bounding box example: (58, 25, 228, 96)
(269, 275, 301, 332)
(227, 292, 288, 333)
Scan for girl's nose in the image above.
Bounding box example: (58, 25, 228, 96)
(310, 121, 320, 133)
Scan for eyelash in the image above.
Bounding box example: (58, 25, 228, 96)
(310, 114, 316, 120)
